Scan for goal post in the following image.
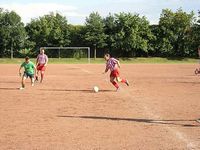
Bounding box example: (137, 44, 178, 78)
(42, 47, 91, 63)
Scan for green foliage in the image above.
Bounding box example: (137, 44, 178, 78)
(104, 13, 155, 57)
(0, 9, 26, 57)
(68, 25, 86, 47)
(154, 8, 195, 57)
(25, 12, 70, 56)
(84, 12, 107, 49)
(188, 11, 200, 57)
(0, 8, 199, 58)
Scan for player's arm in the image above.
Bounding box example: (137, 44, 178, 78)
(117, 60, 121, 68)
(104, 68, 109, 73)
(19, 66, 22, 76)
(103, 65, 109, 74)
(44, 55, 48, 66)
(113, 58, 120, 68)
(34, 65, 37, 77)
(36, 55, 39, 66)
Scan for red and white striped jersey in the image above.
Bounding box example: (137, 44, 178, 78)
(106, 58, 118, 71)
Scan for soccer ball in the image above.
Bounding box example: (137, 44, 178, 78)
(93, 86, 99, 93)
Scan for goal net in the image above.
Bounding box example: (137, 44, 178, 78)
(42, 47, 91, 63)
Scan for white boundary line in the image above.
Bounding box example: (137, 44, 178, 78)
(121, 90, 198, 150)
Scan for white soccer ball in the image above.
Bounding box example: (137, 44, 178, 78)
(93, 86, 99, 93)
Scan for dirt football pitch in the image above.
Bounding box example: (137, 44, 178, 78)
(0, 64, 200, 150)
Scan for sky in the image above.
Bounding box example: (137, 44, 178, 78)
(0, 0, 199, 25)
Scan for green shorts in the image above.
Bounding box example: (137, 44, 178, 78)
(23, 72, 34, 78)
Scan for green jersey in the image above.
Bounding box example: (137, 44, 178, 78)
(21, 61, 35, 74)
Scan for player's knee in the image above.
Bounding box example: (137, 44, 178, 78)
(116, 77, 121, 82)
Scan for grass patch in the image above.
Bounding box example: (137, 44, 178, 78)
(0, 57, 198, 64)
(120, 57, 198, 64)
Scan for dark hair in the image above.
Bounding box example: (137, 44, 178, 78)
(198, 46, 200, 49)
(25, 56, 29, 61)
(104, 53, 110, 58)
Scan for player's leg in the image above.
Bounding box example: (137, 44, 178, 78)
(40, 70, 45, 83)
(195, 69, 198, 75)
(195, 68, 200, 75)
(116, 77, 129, 86)
(35, 71, 39, 81)
(35, 65, 39, 81)
(110, 76, 119, 90)
(39, 65, 46, 83)
(30, 74, 35, 86)
(114, 69, 129, 86)
(20, 74, 27, 89)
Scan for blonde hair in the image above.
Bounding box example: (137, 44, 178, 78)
(40, 47, 45, 51)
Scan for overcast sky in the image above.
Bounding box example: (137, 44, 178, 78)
(0, 0, 199, 25)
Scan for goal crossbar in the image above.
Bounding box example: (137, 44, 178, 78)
(42, 47, 90, 63)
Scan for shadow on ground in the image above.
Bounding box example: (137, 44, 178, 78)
(57, 115, 200, 127)
(40, 89, 114, 93)
(0, 81, 19, 83)
(0, 87, 19, 90)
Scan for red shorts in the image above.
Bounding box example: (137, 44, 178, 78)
(110, 69, 120, 78)
(37, 64, 46, 71)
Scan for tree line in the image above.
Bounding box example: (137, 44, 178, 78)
(0, 7, 199, 58)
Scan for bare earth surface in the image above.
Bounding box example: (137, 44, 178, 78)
(0, 64, 200, 150)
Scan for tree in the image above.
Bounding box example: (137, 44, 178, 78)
(25, 12, 70, 56)
(188, 11, 200, 57)
(84, 12, 107, 58)
(106, 12, 154, 57)
(104, 13, 117, 55)
(156, 9, 194, 57)
(0, 9, 26, 58)
(68, 24, 86, 47)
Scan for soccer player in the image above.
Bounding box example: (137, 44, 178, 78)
(103, 53, 129, 91)
(36, 47, 48, 83)
(19, 56, 36, 90)
(195, 46, 200, 75)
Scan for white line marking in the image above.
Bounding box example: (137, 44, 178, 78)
(81, 68, 92, 74)
(119, 90, 198, 150)
(143, 105, 197, 150)
(79, 67, 109, 82)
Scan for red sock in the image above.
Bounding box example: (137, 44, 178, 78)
(112, 81, 119, 88)
(121, 79, 126, 83)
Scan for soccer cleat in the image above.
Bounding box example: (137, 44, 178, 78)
(125, 80, 129, 86)
(31, 83, 34, 87)
(196, 119, 200, 123)
(19, 87, 25, 90)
